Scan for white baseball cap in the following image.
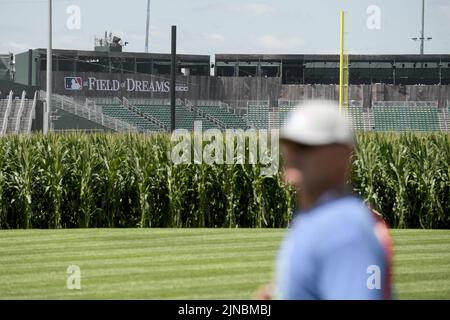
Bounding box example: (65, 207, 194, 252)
(280, 101, 355, 146)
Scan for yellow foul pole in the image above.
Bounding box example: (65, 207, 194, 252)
(339, 11, 349, 114)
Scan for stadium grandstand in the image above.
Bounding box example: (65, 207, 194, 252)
(215, 54, 450, 85)
(1, 38, 449, 133)
(0, 90, 36, 134)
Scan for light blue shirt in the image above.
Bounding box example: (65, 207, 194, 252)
(276, 195, 388, 300)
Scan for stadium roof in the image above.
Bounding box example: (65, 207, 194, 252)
(215, 54, 450, 62)
(28, 49, 210, 62)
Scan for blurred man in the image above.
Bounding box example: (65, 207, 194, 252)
(261, 102, 393, 300)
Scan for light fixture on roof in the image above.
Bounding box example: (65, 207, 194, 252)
(411, 0, 432, 55)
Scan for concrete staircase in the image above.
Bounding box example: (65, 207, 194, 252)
(0, 91, 37, 134)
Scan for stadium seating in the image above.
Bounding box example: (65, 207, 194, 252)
(6, 99, 21, 132)
(18, 100, 34, 132)
(276, 100, 443, 132)
(277, 100, 368, 131)
(0, 99, 8, 125)
(447, 104, 450, 130)
(135, 104, 198, 130)
(88, 99, 447, 133)
(277, 103, 297, 128)
(196, 104, 248, 129)
(101, 104, 163, 132)
(0, 91, 36, 134)
(347, 104, 367, 131)
(373, 103, 440, 132)
(0, 99, 9, 133)
(129, 100, 248, 131)
(247, 101, 269, 129)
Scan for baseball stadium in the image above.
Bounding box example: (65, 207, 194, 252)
(0, 0, 449, 302)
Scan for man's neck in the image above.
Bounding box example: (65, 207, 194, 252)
(299, 184, 350, 211)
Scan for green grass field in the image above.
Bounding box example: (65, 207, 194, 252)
(0, 229, 449, 299)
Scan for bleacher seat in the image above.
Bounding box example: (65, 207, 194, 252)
(278, 101, 367, 131)
(373, 103, 440, 132)
(101, 104, 163, 132)
(278, 104, 296, 128)
(135, 105, 201, 130)
(347, 105, 366, 131)
(196, 105, 248, 129)
(247, 102, 269, 129)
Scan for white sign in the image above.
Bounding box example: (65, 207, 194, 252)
(64, 76, 188, 92)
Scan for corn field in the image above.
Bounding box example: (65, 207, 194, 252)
(0, 132, 448, 229)
(352, 133, 449, 229)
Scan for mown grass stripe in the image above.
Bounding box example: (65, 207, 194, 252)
(0, 252, 276, 272)
(0, 243, 280, 265)
(0, 258, 276, 280)
(1, 271, 273, 298)
(0, 229, 449, 299)
(0, 232, 250, 241)
(395, 253, 450, 262)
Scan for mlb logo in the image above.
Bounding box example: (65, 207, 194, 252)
(64, 77, 83, 90)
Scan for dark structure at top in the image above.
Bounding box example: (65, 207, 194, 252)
(14, 48, 211, 87)
(215, 54, 450, 85)
(12, 49, 450, 87)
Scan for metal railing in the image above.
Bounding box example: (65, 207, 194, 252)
(15, 91, 26, 132)
(84, 98, 103, 114)
(437, 108, 448, 132)
(447, 101, 450, 132)
(123, 97, 167, 132)
(51, 129, 106, 133)
(194, 99, 241, 115)
(184, 99, 226, 129)
(1, 91, 13, 134)
(128, 98, 171, 106)
(27, 91, 37, 133)
(87, 97, 121, 105)
(113, 96, 122, 105)
(127, 98, 185, 107)
(278, 99, 362, 108)
(40, 91, 138, 133)
(278, 99, 303, 108)
(372, 101, 438, 108)
(195, 100, 222, 107)
(247, 100, 270, 107)
(246, 100, 270, 129)
(218, 101, 236, 114)
(0, 99, 8, 132)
